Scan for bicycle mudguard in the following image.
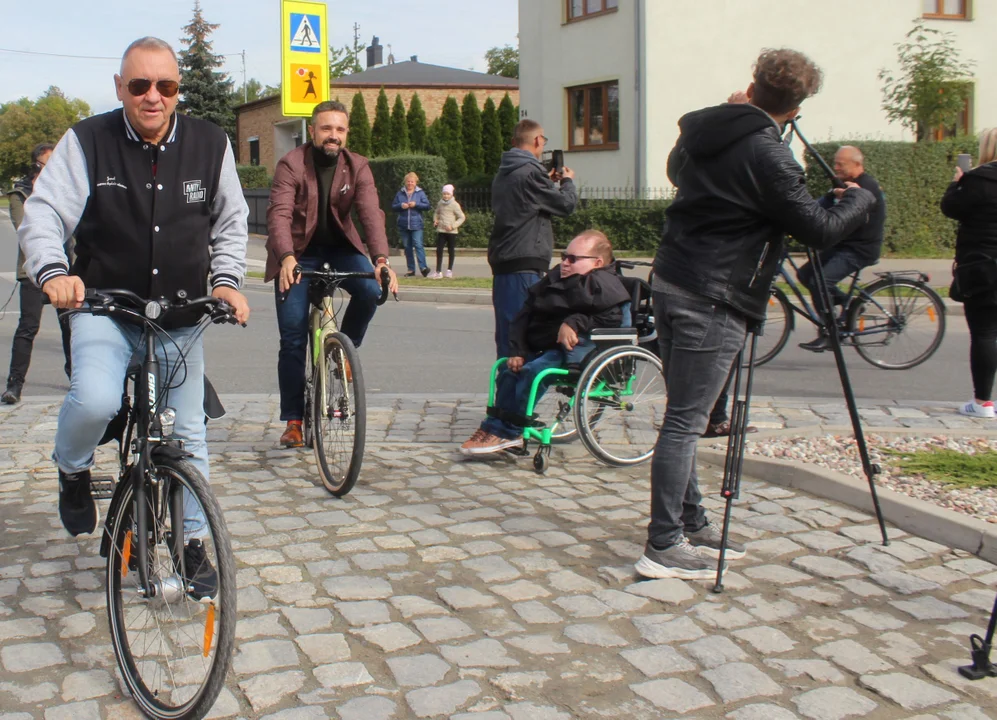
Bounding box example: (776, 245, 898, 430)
(203, 375, 225, 419)
(151, 444, 194, 463)
(99, 465, 135, 558)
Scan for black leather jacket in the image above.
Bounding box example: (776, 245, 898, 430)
(654, 104, 876, 320)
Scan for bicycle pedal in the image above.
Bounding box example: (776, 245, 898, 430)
(90, 477, 116, 501)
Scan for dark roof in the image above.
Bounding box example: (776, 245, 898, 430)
(332, 60, 518, 89)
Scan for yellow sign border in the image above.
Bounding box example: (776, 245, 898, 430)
(281, 0, 329, 117)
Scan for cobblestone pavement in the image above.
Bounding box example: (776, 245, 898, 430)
(1, 396, 997, 719)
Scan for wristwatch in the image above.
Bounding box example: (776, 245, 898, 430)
(374, 255, 389, 266)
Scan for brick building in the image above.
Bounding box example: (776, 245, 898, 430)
(235, 58, 519, 174)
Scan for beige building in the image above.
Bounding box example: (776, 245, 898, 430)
(518, 0, 995, 193)
(235, 58, 519, 174)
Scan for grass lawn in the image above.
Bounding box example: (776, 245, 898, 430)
(888, 448, 997, 489)
(245, 270, 492, 289)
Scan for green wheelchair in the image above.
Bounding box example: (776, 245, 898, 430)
(485, 263, 666, 473)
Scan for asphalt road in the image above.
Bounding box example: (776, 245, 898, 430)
(0, 212, 972, 403)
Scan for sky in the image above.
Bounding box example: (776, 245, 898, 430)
(0, 0, 519, 114)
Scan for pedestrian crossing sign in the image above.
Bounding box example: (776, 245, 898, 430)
(281, 0, 329, 116)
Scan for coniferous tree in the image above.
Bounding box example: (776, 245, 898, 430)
(178, 1, 235, 141)
(461, 92, 484, 175)
(497, 92, 516, 150)
(390, 94, 410, 154)
(438, 96, 466, 180)
(370, 88, 392, 157)
(407, 92, 428, 153)
(425, 117, 443, 157)
(347, 91, 371, 156)
(481, 97, 503, 175)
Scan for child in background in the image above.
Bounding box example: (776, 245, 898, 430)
(431, 184, 466, 279)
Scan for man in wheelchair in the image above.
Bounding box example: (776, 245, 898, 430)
(461, 230, 630, 455)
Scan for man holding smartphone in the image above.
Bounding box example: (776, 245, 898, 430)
(488, 119, 578, 358)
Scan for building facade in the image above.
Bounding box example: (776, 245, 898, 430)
(235, 60, 519, 174)
(518, 0, 995, 193)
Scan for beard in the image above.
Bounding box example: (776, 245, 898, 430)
(319, 139, 341, 159)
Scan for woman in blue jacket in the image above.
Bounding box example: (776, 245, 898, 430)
(392, 172, 432, 276)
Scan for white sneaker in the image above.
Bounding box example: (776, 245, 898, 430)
(444, 270, 453, 278)
(431, 271, 442, 279)
(959, 400, 995, 418)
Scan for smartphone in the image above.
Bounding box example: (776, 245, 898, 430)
(552, 149, 564, 174)
(957, 153, 973, 173)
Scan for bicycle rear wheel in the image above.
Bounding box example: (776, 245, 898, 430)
(106, 457, 235, 720)
(574, 346, 666, 466)
(847, 278, 946, 370)
(748, 287, 793, 367)
(312, 332, 366, 496)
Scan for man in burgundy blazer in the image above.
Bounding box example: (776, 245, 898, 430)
(266, 100, 398, 448)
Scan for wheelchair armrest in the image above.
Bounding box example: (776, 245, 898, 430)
(590, 328, 638, 346)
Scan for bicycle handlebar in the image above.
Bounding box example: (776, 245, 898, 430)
(46, 288, 244, 327)
(293, 263, 396, 305)
(616, 260, 653, 270)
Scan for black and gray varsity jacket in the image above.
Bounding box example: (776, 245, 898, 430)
(18, 109, 248, 323)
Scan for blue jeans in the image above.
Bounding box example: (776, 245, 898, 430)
(796, 248, 866, 309)
(399, 228, 427, 274)
(275, 245, 380, 422)
(55, 313, 208, 537)
(482, 340, 595, 439)
(492, 271, 544, 358)
(649, 280, 747, 548)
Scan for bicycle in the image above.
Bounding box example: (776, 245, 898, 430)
(58, 288, 241, 720)
(753, 253, 946, 370)
(294, 263, 392, 496)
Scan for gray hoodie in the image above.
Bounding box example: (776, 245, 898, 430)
(488, 148, 577, 275)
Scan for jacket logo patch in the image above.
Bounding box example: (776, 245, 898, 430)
(97, 175, 128, 190)
(184, 180, 206, 204)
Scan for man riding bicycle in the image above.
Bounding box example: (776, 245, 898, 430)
(17, 38, 251, 596)
(266, 100, 399, 449)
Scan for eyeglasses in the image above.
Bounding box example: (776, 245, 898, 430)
(126, 78, 180, 98)
(541, 135, 549, 143)
(561, 252, 599, 263)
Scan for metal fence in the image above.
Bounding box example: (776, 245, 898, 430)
(453, 186, 674, 212)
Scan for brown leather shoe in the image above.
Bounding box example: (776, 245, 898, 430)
(702, 420, 757, 438)
(280, 420, 304, 448)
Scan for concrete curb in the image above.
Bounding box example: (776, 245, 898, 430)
(697, 426, 997, 564)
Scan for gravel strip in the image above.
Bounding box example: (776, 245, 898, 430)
(710, 434, 997, 524)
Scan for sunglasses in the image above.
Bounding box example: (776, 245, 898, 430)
(126, 78, 180, 98)
(561, 252, 598, 263)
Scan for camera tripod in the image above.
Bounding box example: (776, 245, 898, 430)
(712, 118, 889, 593)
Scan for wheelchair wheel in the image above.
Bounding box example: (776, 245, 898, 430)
(574, 346, 665, 466)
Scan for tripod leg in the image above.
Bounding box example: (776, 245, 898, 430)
(807, 248, 889, 546)
(713, 330, 758, 594)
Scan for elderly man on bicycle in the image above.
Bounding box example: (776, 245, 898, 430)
(796, 145, 886, 351)
(17, 36, 251, 565)
(267, 100, 399, 449)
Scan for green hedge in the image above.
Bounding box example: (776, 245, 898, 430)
(438, 198, 671, 252)
(236, 164, 270, 189)
(805, 138, 977, 257)
(367, 154, 447, 247)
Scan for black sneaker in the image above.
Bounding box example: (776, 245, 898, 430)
(686, 521, 746, 560)
(180, 539, 217, 602)
(1, 381, 22, 405)
(420, 267, 430, 277)
(634, 539, 715, 580)
(58, 469, 99, 536)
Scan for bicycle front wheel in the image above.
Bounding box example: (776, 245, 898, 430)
(748, 287, 793, 367)
(106, 457, 235, 720)
(312, 332, 366, 496)
(847, 279, 946, 370)
(574, 346, 666, 466)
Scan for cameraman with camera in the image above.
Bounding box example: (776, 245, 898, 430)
(636, 48, 877, 580)
(488, 119, 577, 358)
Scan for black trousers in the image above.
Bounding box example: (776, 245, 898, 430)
(6, 280, 72, 385)
(436, 233, 457, 272)
(964, 303, 997, 402)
